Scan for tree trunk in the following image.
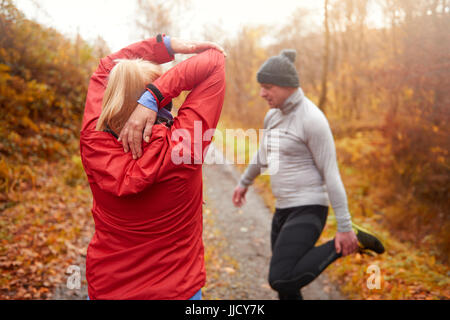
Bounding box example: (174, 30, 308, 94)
(318, 0, 330, 113)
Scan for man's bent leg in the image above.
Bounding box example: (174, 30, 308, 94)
(272, 240, 341, 294)
(268, 205, 341, 298)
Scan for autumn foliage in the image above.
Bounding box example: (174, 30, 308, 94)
(0, 0, 106, 194)
(0, 0, 105, 299)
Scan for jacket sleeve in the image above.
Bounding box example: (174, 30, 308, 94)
(304, 112, 353, 233)
(238, 140, 267, 188)
(81, 36, 174, 132)
(238, 110, 274, 188)
(147, 49, 226, 164)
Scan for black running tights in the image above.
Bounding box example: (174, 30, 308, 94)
(269, 205, 342, 300)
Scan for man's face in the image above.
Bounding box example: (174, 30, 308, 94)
(259, 83, 294, 108)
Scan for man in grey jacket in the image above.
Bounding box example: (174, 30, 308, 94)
(232, 49, 384, 300)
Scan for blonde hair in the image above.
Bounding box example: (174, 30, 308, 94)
(96, 59, 162, 133)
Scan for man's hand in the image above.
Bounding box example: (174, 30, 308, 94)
(232, 185, 248, 207)
(335, 230, 359, 256)
(171, 38, 226, 57)
(118, 104, 157, 159)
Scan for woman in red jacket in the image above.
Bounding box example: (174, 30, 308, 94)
(80, 35, 226, 300)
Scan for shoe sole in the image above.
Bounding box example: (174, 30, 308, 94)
(352, 222, 385, 254)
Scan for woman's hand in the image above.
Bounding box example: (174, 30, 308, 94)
(118, 38, 225, 160)
(118, 104, 157, 159)
(171, 38, 226, 56)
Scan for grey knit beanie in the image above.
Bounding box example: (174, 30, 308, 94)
(257, 49, 299, 87)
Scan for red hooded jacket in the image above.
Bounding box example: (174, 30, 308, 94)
(79, 36, 225, 299)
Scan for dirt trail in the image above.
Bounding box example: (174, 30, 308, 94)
(202, 145, 345, 300)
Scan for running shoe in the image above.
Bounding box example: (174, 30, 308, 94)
(352, 222, 385, 254)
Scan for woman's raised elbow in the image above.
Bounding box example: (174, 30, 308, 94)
(208, 48, 226, 68)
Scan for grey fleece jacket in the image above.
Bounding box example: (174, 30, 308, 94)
(238, 88, 353, 232)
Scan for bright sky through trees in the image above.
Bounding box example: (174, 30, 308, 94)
(14, 0, 383, 51)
